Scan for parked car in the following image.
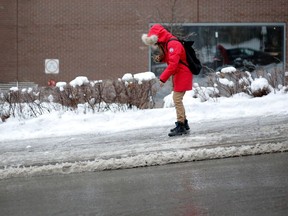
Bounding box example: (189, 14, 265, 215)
(214, 45, 281, 71)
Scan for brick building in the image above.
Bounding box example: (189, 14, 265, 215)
(0, 0, 287, 86)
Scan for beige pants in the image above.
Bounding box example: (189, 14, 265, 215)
(173, 91, 186, 123)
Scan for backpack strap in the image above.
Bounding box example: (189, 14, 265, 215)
(166, 38, 189, 68)
(166, 37, 179, 48)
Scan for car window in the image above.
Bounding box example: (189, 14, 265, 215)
(244, 49, 254, 56)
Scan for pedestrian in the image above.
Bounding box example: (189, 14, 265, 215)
(141, 24, 193, 137)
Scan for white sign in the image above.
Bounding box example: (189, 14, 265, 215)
(45, 59, 59, 74)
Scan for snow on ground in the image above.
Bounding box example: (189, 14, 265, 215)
(1, 71, 288, 178)
(1, 69, 287, 141)
(1, 90, 288, 142)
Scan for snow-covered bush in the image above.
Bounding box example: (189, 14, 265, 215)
(191, 83, 219, 102)
(163, 66, 286, 109)
(50, 73, 157, 112)
(205, 66, 282, 98)
(0, 86, 54, 121)
(250, 77, 273, 97)
(0, 72, 157, 121)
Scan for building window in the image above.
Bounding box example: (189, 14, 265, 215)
(150, 23, 286, 78)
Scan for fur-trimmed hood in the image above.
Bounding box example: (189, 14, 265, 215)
(142, 24, 173, 45)
(142, 24, 192, 92)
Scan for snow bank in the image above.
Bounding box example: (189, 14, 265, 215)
(1, 142, 287, 179)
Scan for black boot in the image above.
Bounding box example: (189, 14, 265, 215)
(184, 119, 190, 131)
(168, 121, 187, 137)
(170, 119, 190, 132)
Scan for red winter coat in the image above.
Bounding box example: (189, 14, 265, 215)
(147, 24, 193, 92)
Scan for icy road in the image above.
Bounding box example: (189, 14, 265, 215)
(1, 114, 288, 179)
(1, 152, 288, 216)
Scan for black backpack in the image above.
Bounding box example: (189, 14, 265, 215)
(168, 38, 202, 75)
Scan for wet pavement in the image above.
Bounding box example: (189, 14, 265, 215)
(1, 152, 288, 216)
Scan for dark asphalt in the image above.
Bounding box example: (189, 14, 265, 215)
(1, 152, 288, 216)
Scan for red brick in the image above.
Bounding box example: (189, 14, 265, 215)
(0, 0, 287, 86)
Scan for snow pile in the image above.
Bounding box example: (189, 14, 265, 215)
(218, 78, 234, 87)
(122, 71, 156, 84)
(69, 76, 89, 87)
(9, 87, 18, 92)
(251, 77, 272, 93)
(162, 91, 173, 108)
(1, 142, 288, 179)
(221, 66, 237, 73)
(122, 73, 134, 81)
(56, 82, 67, 91)
(1, 87, 287, 141)
(21, 87, 33, 94)
(134, 72, 156, 82)
(55, 76, 90, 89)
(163, 85, 220, 107)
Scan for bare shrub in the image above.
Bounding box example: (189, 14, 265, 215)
(0, 77, 158, 121)
(53, 85, 81, 110)
(0, 87, 53, 120)
(213, 70, 253, 96)
(203, 67, 285, 98)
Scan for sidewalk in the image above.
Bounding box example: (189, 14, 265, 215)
(1, 114, 288, 179)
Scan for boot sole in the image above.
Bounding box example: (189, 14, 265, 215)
(168, 131, 188, 137)
(170, 128, 190, 132)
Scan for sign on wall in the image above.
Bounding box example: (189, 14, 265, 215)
(45, 59, 59, 74)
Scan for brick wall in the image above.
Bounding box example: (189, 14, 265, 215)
(0, 0, 287, 86)
(0, 0, 17, 82)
